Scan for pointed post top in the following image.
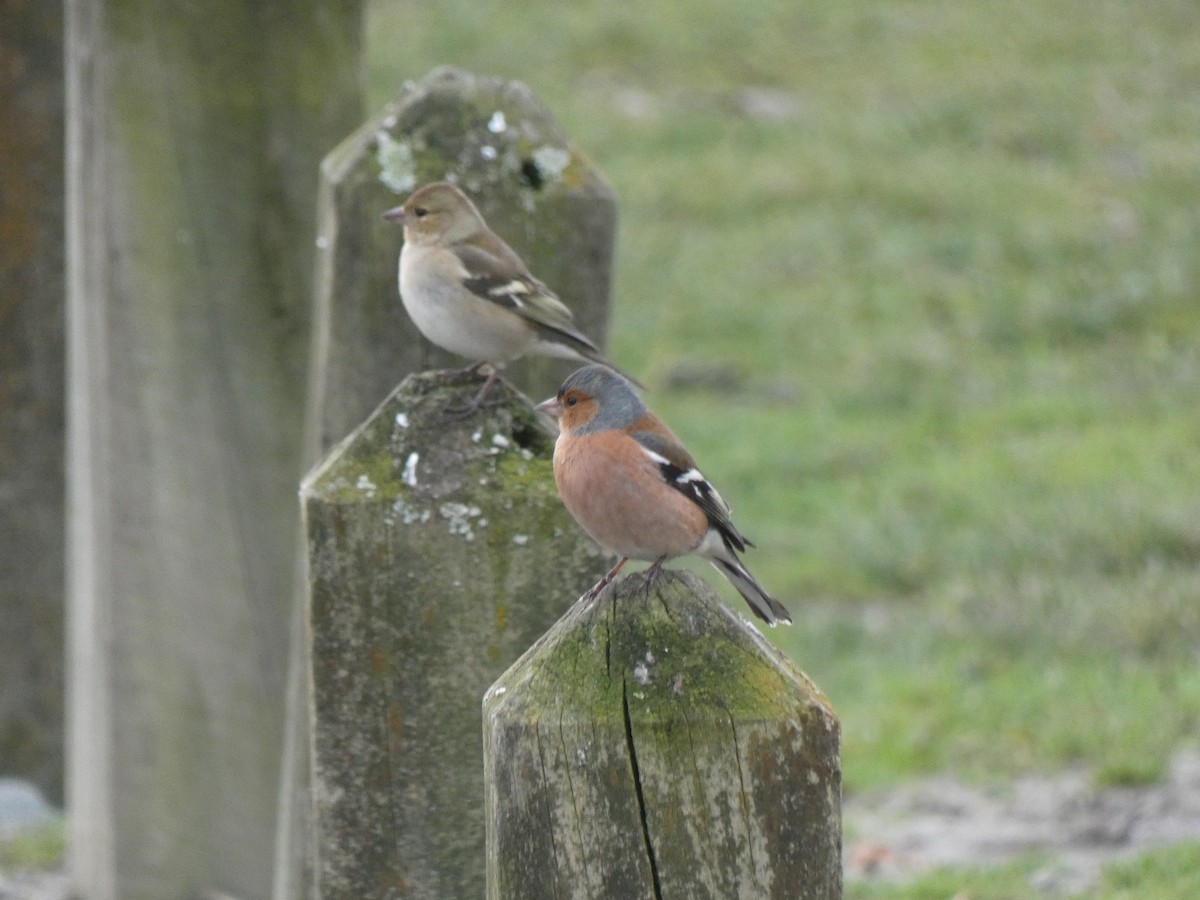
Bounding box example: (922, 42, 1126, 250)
(485, 571, 842, 899)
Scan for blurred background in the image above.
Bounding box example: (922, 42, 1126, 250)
(365, 0, 1199, 780)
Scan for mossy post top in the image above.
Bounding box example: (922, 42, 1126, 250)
(303, 370, 556, 508)
(484, 572, 842, 899)
(487, 570, 837, 726)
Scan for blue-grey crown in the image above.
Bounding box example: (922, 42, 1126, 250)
(560, 365, 646, 434)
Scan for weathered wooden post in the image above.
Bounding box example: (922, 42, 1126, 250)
(64, 3, 364, 898)
(301, 373, 607, 898)
(274, 66, 621, 898)
(484, 571, 842, 899)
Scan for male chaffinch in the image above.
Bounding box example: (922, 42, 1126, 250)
(536, 364, 792, 626)
(383, 181, 634, 414)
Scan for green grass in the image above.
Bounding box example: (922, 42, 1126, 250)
(366, 0, 1200, 887)
(1100, 844, 1200, 899)
(846, 843, 1200, 899)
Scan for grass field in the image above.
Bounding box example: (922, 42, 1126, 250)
(366, 0, 1199, 892)
(846, 843, 1200, 900)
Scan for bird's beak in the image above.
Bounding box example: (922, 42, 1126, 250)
(382, 206, 405, 224)
(534, 396, 562, 419)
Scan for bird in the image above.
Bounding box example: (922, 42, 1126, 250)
(536, 364, 792, 626)
(382, 181, 635, 415)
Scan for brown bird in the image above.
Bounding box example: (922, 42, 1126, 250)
(383, 182, 634, 414)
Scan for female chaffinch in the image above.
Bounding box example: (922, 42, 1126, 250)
(536, 364, 792, 626)
(383, 181, 633, 415)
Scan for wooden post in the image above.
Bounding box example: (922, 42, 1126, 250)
(302, 373, 607, 899)
(0, 1, 66, 803)
(64, 3, 364, 898)
(275, 66, 621, 899)
(484, 571, 842, 900)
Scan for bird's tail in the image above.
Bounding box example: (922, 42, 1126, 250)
(709, 554, 793, 626)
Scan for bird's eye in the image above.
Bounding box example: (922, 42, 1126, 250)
(565, 395, 578, 407)
(413, 206, 428, 218)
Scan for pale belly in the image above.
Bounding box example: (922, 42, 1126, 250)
(399, 253, 535, 362)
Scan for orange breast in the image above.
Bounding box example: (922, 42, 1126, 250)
(553, 433, 708, 561)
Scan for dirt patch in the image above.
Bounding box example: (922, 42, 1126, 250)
(845, 748, 1200, 893)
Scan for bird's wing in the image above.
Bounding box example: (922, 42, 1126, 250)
(454, 243, 577, 324)
(452, 241, 609, 363)
(630, 431, 753, 553)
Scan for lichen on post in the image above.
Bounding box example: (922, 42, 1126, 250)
(302, 372, 606, 899)
(484, 570, 841, 900)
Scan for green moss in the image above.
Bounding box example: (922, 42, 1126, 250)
(514, 572, 832, 727)
(307, 372, 553, 502)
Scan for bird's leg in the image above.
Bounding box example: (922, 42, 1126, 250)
(641, 556, 669, 592)
(583, 557, 629, 600)
(444, 365, 503, 418)
(441, 360, 489, 385)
